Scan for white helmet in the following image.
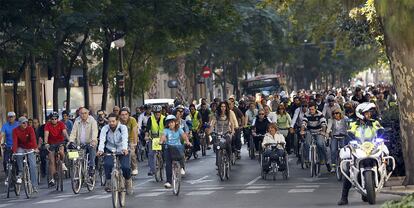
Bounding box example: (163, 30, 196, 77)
(355, 102, 376, 120)
(165, 115, 176, 122)
(153, 105, 162, 112)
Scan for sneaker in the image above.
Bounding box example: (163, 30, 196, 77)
(180, 168, 186, 176)
(207, 146, 211, 150)
(49, 178, 55, 186)
(62, 163, 68, 171)
(164, 182, 172, 189)
(132, 169, 138, 175)
(16, 176, 22, 184)
(331, 168, 336, 173)
(4, 178, 8, 186)
(33, 187, 39, 193)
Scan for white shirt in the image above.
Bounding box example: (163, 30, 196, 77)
(79, 121, 87, 144)
(262, 132, 286, 148)
(267, 112, 278, 123)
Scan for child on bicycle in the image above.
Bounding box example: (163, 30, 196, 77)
(160, 115, 191, 189)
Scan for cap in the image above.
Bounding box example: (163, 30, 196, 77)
(18, 117, 28, 123)
(7, 112, 16, 117)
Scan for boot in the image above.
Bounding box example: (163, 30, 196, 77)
(338, 181, 350, 205)
(126, 179, 133, 195)
(105, 180, 111, 193)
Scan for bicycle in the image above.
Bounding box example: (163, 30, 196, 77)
(152, 137, 164, 182)
(165, 144, 182, 196)
(185, 132, 199, 160)
(252, 133, 265, 163)
(244, 126, 255, 160)
(297, 135, 309, 169)
(68, 144, 96, 194)
(213, 132, 231, 181)
(47, 143, 65, 191)
(199, 129, 207, 157)
(308, 132, 321, 178)
(36, 153, 41, 185)
(97, 156, 106, 186)
(5, 154, 21, 198)
(14, 150, 36, 198)
(106, 151, 126, 208)
(333, 135, 345, 181)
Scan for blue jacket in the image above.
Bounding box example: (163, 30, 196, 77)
(98, 123, 128, 153)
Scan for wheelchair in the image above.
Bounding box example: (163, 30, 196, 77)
(260, 143, 289, 180)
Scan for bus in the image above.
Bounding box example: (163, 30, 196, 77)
(241, 74, 286, 96)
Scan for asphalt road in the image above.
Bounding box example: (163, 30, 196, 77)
(0, 146, 401, 208)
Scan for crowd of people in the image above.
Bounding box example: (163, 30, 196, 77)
(0, 83, 396, 205)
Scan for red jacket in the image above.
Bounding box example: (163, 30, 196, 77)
(12, 126, 37, 153)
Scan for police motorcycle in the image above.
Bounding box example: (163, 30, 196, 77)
(340, 103, 395, 204)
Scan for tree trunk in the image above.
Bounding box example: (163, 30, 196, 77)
(30, 54, 39, 119)
(81, 48, 90, 109)
(176, 56, 187, 102)
(53, 41, 63, 112)
(101, 43, 110, 111)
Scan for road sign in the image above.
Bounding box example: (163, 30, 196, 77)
(201, 66, 212, 78)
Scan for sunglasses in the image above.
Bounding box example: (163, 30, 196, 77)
(177, 110, 184, 113)
(333, 112, 341, 115)
(259, 113, 265, 115)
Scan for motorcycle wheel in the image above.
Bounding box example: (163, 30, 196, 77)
(364, 170, 376, 205)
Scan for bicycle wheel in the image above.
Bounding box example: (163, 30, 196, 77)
(172, 162, 181, 196)
(218, 151, 225, 181)
(86, 170, 96, 192)
(201, 137, 206, 156)
(249, 137, 255, 159)
(225, 154, 230, 180)
(310, 146, 316, 177)
(6, 165, 12, 198)
(336, 157, 342, 181)
(118, 176, 126, 207)
(71, 161, 82, 194)
(57, 160, 64, 191)
(299, 143, 305, 169)
(13, 166, 21, 196)
(23, 163, 33, 198)
(99, 158, 106, 186)
(155, 153, 163, 182)
(111, 172, 119, 208)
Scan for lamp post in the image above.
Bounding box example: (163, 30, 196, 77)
(113, 38, 126, 107)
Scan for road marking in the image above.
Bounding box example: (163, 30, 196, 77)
(301, 177, 328, 182)
(96, 195, 111, 199)
(0, 204, 14, 208)
(185, 191, 214, 196)
(198, 187, 224, 190)
(150, 188, 170, 192)
(246, 186, 269, 189)
(236, 190, 262, 194)
(35, 199, 64, 204)
(288, 189, 315, 193)
(134, 179, 152, 188)
(245, 176, 261, 186)
(296, 185, 320, 188)
(84, 195, 100, 200)
(136, 192, 166, 197)
(185, 176, 213, 185)
(7, 199, 28, 203)
(54, 194, 74, 198)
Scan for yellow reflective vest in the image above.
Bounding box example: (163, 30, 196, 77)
(190, 111, 200, 131)
(348, 120, 382, 141)
(150, 115, 165, 138)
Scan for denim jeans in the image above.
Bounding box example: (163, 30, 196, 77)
(330, 136, 345, 166)
(164, 145, 184, 183)
(232, 129, 242, 151)
(3, 147, 12, 173)
(104, 152, 131, 180)
(16, 148, 38, 188)
(147, 140, 155, 174)
(191, 130, 201, 152)
(304, 132, 326, 163)
(85, 144, 96, 169)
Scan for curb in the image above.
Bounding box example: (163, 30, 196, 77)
(380, 190, 412, 196)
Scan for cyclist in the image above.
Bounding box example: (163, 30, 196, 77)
(12, 117, 39, 192)
(62, 110, 74, 135)
(209, 101, 234, 167)
(187, 104, 201, 157)
(326, 107, 348, 173)
(1, 112, 19, 173)
(160, 115, 191, 188)
(262, 123, 286, 173)
(44, 112, 70, 186)
(228, 99, 244, 158)
(97, 113, 133, 194)
(145, 105, 165, 176)
(174, 105, 190, 134)
(119, 107, 139, 176)
(199, 102, 211, 149)
(290, 101, 308, 155)
(322, 95, 341, 120)
(68, 107, 98, 177)
(264, 105, 277, 123)
(300, 102, 328, 168)
(276, 105, 292, 154)
(343, 102, 358, 122)
(337, 102, 385, 205)
(244, 102, 258, 147)
(252, 109, 270, 154)
(112, 106, 121, 116)
(138, 105, 152, 154)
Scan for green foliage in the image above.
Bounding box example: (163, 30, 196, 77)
(382, 193, 414, 208)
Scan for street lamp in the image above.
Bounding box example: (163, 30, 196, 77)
(113, 38, 126, 107)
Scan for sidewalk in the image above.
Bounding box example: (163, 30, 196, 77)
(381, 176, 414, 196)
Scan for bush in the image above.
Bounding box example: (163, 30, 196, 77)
(382, 194, 414, 208)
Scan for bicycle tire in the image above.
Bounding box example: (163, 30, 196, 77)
(99, 158, 106, 186)
(310, 146, 315, 177)
(218, 151, 225, 181)
(86, 172, 96, 192)
(118, 175, 126, 207)
(57, 160, 64, 191)
(155, 152, 163, 182)
(111, 172, 119, 208)
(201, 137, 206, 156)
(249, 137, 255, 159)
(6, 165, 12, 198)
(23, 163, 33, 198)
(299, 143, 305, 169)
(225, 153, 230, 180)
(172, 162, 181, 196)
(71, 161, 82, 194)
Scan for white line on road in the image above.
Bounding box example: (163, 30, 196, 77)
(96, 195, 111, 199)
(35, 199, 64, 204)
(6, 199, 28, 203)
(236, 190, 263, 194)
(54, 194, 75, 198)
(134, 179, 152, 188)
(296, 185, 320, 188)
(288, 189, 315, 193)
(136, 192, 166, 197)
(246, 186, 270, 189)
(150, 188, 170, 192)
(0, 204, 14, 208)
(84, 195, 100, 200)
(198, 187, 224, 190)
(245, 176, 261, 186)
(185, 191, 215, 196)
